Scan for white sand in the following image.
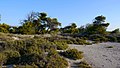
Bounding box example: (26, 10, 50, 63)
(69, 42, 120, 68)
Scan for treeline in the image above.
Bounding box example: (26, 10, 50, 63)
(0, 12, 120, 42)
(1, 12, 61, 34)
(0, 12, 119, 35)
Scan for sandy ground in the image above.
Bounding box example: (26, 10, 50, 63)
(69, 42, 120, 68)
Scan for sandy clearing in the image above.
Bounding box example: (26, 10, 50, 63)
(69, 42, 120, 68)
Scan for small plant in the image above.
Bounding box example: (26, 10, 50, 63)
(92, 41, 99, 44)
(106, 46, 114, 48)
(79, 61, 92, 68)
(60, 49, 83, 60)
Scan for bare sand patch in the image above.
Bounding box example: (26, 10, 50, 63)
(69, 42, 120, 68)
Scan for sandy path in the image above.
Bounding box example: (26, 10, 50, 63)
(69, 42, 120, 68)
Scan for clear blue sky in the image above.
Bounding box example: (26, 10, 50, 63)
(0, 0, 120, 31)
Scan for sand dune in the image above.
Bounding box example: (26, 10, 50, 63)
(69, 42, 120, 68)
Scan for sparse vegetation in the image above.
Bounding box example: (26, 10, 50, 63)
(60, 49, 83, 60)
(106, 46, 114, 48)
(78, 61, 92, 68)
(0, 33, 69, 68)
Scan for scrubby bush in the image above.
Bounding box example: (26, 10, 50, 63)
(63, 38, 91, 45)
(65, 39, 74, 44)
(75, 38, 92, 45)
(117, 36, 120, 42)
(3, 50, 20, 65)
(79, 61, 92, 68)
(53, 41, 68, 50)
(0, 33, 13, 41)
(89, 34, 108, 42)
(107, 36, 117, 42)
(45, 36, 91, 45)
(60, 49, 83, 60)
(0, 37, 69, 68)
(0, 53, 6, 66)
(72, 38, 80, 44)
(106, 46, 114, 48)
(45, 50, 68, 68)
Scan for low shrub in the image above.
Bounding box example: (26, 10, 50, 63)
(117, 36, 120, 42)
(76, 38, 92, 45)
(0, 53, 6, 65)
(60, 49, 83, 60)
(70, 38, 78, 44)
(106, 46, 114, 48)
(79, 61, 92, 68)
(3, 50, 21, 65)
(65, 39, 74, 44)
(92, 41, 99, 44)
(46, 50, 68, 68)
(53, 41, 68, 50)
(89, 34, 108, 42)
(107, 36, 117, 42)
(64, 38, 91, 45)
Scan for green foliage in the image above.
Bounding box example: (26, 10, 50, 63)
(3, 50, 20, 58)
(89, 34, 108, 42)
(19, 53, 43, 65)
(0, 36, 68, 67)
(3, 50, 20, 64)
(117, 36, 120, 42)
(18, 12, 61, 34)
(107, 36, 117, 42)
(94, 15, 106, 24)
(45, 50, 68, 68)
(9, 26, 18, 33)
(53, 41, 68, 50)
(62, 23, 79, 34)
(85, 24, 107, 35)
(75, 38, 92, 45)
(78, 26, 85, 33)
(64, 39, 74, 44)
(0, 23, 10, 33)
(0, 32, 13, 41)
(60, 15, 110, 36)
(20, 22, 36, 34)
(79, 61, 92, 68)
(111, 28, 119, 34)
(0, 27, 9, 33)
(63, 38, 91, 45)
(60, 49, 83, 60)
(0, 53, 6, 66)
(79, 15, 109, 37)
(46, 36, 91, 45)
